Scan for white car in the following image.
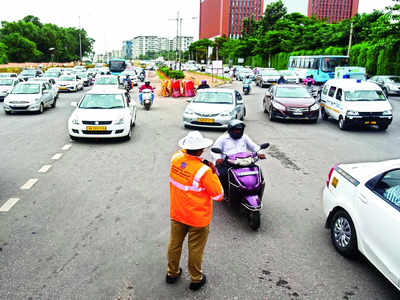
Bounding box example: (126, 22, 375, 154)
(68, 88, 136, 140)
(93, 75, 120, 89)
(0, 77, 22, 100)
(28, 77, 59, 100)
(4, 81, 56, 114)
(57, 74, 84, 92)
(183, 89, 245, 129)
(280, 70, 301, 84)
(323, 160, 400, 291)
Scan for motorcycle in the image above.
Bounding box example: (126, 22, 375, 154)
(211, 143, 269, 230)
(138, 73, 145, 82)
(139, 88, 154, 111)
(243, 82, 251, 95)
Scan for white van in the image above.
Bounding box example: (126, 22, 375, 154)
(320, 79, 393, 130)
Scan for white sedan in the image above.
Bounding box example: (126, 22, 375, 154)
(57, 74, 83, 92)
(323, 160, 400, 291)
(68, 88, 137, 140)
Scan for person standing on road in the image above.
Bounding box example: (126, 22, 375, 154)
(166, 131, 224, 291)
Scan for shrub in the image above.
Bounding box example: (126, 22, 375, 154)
(159, 66, 185, 79)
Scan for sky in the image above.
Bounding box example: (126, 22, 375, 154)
(0, 0, 394, 54)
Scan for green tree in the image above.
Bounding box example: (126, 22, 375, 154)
(1, 32, 41, 62)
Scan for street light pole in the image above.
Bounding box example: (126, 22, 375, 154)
(79, 16, 83, 64)
(347, 22, 353, 57)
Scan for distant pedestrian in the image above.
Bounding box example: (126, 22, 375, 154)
(197, 80, 210, 90)
(166, 131, 223, 291)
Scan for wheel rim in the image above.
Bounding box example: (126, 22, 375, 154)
(339, 118, 344, 128)
(40, 104, 44, 113)
(269, 107, 273, 119)
(334, 217, 351, 248)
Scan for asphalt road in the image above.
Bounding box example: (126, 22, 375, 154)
(0, 76, 399, 300)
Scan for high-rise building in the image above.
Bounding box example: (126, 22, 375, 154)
(171, 36, 194, 52)
(200, 0, 264, 39)
(130, 36, 194, 58)
(307, 0, 359, 23)
(122, 40, 133, 59)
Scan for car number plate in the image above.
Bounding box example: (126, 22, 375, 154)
(332, 177, 338, 188)
(86, 126, 107, 131)
(293, 112, 303, 116)
(197, 118, 214, 123)
(59, 87, 66, 90)
(364, 121, 377, 125)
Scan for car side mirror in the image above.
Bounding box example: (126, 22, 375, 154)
(70, 102, 78, 107)
(211, 147, 223, 154)
(260, 143, 270, 150)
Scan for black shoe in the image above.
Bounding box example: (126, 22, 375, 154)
(189, 274, 207, 291)
(166, 268, 182, 284)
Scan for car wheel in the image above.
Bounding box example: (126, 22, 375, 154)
(310, 118, 318, 124)
(263, 100, 268, 113)
(330, 210, 358, 258)
(379, 124, 389, 131)
(5, 110, 11, 115)
(321, 108, 329, 120)
(338, 116, 348, 130)
(268, 106, 275, 121)
(51, 98, 57, 108)
(240, 109, 245, 121)
(124, 127, 132, 141)
(38, 103, 44, 114)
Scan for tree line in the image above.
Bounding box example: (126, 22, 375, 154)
(0, 15, 95, 63)
(188, 0, 400, 75)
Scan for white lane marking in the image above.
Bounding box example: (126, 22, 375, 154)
(0, 198, 20, 212)
(20, 178, 39, 190)
(38, 165, 52, 173)
(62, 144, 72, 151)
(52, 153, 63, 160)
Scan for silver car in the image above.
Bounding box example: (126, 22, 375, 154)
(369, 75, 400, 96)
(255, 70, 281, 88)
(0, 78, 22, 101)
(183, 89, 246, 129)
(4, 81, 56, 114)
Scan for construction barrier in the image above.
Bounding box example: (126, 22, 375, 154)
(172, 80, 181, 98)
(183, 80, 195, 97)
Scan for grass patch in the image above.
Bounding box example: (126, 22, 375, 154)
(187, 71, 230, 82)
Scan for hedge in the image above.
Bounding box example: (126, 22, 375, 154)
(159, 66, 184, 79)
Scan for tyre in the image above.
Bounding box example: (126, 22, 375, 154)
(240, 109, 246, 121)
(51, 98, 57, 108)
(379, 124, 389, 131)
(5, 110, 11, 115)
(124, 127, 132, 141)
(321, 108, 329, 120)
(144, 103, 151, 111)
(310, 118, 318, 124)
(248, 211, 260, 231)
(338, 116, 348, 130)
(268, 106, 275, 121)
(330, 210, 358, 258)
(38, 103, 44, 114)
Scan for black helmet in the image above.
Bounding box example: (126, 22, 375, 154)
(145, 80, 150, 85)
(228, 120, 245, 140)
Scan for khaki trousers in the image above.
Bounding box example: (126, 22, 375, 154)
(167, 220, 209, 282)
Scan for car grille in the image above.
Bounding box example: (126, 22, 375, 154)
(10, 106, 29, 110)
(195, 113, 219, 117)
(9, 101, 30, 104)
(82, 130, 112, 135)
(191, 121, 223, 126)
(358, 112, 383, 117)
(82, 121, 112, 125)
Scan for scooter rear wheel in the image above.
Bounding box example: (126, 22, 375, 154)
(248, 211, 260, 230)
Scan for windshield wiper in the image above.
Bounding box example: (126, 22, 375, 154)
(85, 107, 105, 109)
(108, 106, 124, 109)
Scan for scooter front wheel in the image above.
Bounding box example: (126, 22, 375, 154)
(248, 211, 260, 231)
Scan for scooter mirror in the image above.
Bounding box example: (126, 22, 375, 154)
(211, 147, 223, 154)
(260, 143, 270, 150)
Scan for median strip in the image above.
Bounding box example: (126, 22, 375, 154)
(20, 179, 38, 190)
(52, 153, 63, 160)
(0, 198, 20, 212)
(38, 165, 52, 173)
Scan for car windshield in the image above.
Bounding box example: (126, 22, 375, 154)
(345, 90, 386, 101)
(79, 94, 125, 109)
(44, 73, 58, 77)
(193, 92, 233, 104)
(12, 84, 40, 94)
(0, 73, 13, 78)
(321, 57, 349, 72)
(60, 76, 75, 81)
(276, 87, 311, 98)
(0, 79, 13, 85)
(387, 76, 400, 83)
(95, 77, 118, 85)
(21, 70, 36, 76)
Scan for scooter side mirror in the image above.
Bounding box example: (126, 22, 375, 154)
(260, 143, 270, 150)
(211, 147, 223, 154)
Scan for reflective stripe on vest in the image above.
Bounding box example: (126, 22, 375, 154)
(192, 165, 209, 188)
(169, 177, 205, 192)
(212, 193, 224, 201)
(171, 151, 184, 162)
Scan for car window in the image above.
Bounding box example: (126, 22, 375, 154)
(336, 88, 343, 101)
(328, 86, 336, 97)
(372, 169, 400, 210)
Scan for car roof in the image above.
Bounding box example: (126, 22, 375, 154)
(275, 84, 305, 88)
(325, 79, 381, 90)
(19, 81, 42, 85)
(197, 88, 235, 94)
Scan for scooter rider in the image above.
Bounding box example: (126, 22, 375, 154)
(212, 120, 266, 194)
(197, 80, 210, 90)
(139, 80, 154, 104)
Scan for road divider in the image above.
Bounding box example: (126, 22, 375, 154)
(20, 178, 38, 190)
(38, 165, 52, 173)
(52, 153, 63, 160)
(0, 198, 20, 212)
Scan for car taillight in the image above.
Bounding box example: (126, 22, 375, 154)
(326, 165, 337, 187)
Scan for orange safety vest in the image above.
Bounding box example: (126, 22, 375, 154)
(169, 150, 224, 227)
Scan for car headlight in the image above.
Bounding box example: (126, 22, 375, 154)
(346, 110, 359, 116)
(382, 109, 392, 116)
(272, 101, 286, 111)
(219, 110, 234, 117)
(310, 103, 320, 111)
(184, 108, 195, 115)
(72, 119, 80, 125)
(114, 118, 124, 125)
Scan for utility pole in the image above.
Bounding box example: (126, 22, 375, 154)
(347, 22, 353, 57)
(79, 16, 83, 64)
(179, 17, 183, 70)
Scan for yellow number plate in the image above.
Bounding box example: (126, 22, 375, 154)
(332, 177, 339, 188)
(197, 118, 214, 123)
(86, 126, 107, 131)
(59, 87, 67, 90)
